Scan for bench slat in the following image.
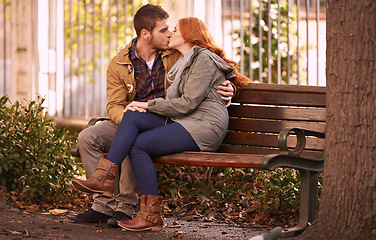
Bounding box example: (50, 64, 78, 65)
(228, 118, 326, 133)
(223, 132, 325, 150)
(234, 91, 326, 107)
(152, 152, 262, 168)
(217, 145, 323, 159)
(241, 83, 326, 93)
(228, 105, 326, 122)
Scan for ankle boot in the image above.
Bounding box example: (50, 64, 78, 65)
(72, 158, 119, 197)
(118, 195, 163, 231)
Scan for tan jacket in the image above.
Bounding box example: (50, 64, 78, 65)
(148, 47, 235, 152)
(106, 42, 181, 125)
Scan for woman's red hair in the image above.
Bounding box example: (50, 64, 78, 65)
(178, 17, 250, 91)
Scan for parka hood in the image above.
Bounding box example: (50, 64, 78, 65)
(191, 46, 236, 80)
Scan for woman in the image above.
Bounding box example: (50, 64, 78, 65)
(72, 17, 248, 231)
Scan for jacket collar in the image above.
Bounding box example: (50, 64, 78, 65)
(116, 40, 134, 65)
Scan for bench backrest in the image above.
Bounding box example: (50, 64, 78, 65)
(218, 83, 326, 159)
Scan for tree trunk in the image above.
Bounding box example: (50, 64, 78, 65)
(297, 1, 376, 239)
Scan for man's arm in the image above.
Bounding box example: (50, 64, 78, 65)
(106, 62, 133, 125)
(217, 80, 235, 107)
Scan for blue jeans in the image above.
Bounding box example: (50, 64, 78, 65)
(107, 111, 199, 195)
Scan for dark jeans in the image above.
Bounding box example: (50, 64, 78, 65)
(107, 111, 199, 195)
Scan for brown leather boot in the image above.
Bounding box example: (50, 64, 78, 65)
(118, 195, 163, 231)
(72, 158, 119, 197)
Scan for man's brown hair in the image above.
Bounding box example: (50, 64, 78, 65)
(133, 4, 169, 37)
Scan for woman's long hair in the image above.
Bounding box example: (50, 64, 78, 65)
(178, 17, 250, 91)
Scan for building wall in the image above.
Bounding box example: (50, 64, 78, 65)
(1, 0, 37, 102)
(163, 0, 191, 27)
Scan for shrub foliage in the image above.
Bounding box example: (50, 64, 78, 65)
(0, 95, 82, 203)
(157, 164, 305, 226)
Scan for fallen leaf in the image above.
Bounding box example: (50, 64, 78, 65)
(168, 224, 182, 228)
(25, 204, 39, 212)
(49, 209, 68, 215)
(9, 230, 22, 235)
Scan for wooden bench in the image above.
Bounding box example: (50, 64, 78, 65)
(71, 83, 326, 236)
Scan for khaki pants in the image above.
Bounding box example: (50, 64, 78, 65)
(77, 120, 138, 217)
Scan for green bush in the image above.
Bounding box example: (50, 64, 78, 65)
(0, 95, 82, 203)
(253, 168, 300, 213)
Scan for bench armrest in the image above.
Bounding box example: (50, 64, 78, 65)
(71, 145, 80, 157)
(278, 127, 325, 156)
(259, 153, 324, 172)
(87, 117, 111, 127)
(71, 117, 110, 158)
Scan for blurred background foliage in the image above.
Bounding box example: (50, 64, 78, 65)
(64, 0, 161, 82)
(237, 0, 302, 84)
(64, 0, 303, 85)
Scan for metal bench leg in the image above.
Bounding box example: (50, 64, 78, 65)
(281, 169, 319, 237)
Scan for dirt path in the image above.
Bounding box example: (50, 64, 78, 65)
(0, 197, 280, 240)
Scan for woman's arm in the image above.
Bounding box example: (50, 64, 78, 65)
(148, 53, 219, 117)
(123, 101, 148, 113)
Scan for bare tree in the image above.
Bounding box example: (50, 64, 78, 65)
(297, 1, 376, 239)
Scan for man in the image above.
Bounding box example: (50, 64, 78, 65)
(68, 3, 234, 228)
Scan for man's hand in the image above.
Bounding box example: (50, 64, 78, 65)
(217, 80, 234, 107)
(123, 101, 148, 113)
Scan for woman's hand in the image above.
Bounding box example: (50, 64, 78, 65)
(217, 80, 234, 107)
(123, 101, 149, 113)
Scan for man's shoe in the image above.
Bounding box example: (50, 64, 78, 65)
(107, 211, 132, 228)
(68, 209, 112, 223)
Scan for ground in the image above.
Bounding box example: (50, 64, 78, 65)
(0, 196, 296, 240)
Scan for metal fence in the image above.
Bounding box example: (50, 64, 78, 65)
(0, 0, 326, 119)
(222, 0, 326, 86)
(63, 0, 162, 118)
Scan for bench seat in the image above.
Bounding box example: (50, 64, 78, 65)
(153, 151, 324, 172)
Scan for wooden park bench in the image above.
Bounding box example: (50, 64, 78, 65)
(71, 83, 326, 236)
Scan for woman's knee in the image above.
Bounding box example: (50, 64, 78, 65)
(122, 111, 143, 122)
(118, 111, 141, 129)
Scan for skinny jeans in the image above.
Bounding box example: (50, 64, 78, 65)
(106, 111, 199, 195)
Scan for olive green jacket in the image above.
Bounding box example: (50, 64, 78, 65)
(106, 42, 181, 125)
(148, 47, 235, 152)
